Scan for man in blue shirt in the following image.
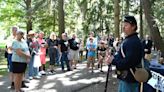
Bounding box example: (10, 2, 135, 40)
(107, 16, 143, 92)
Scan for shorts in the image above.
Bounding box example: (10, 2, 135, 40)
(88, 56, 95, 62)
(68, 49, 79, 61)
(12, 62, 27, 73)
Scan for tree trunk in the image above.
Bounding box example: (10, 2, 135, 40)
(139, 0, 143, 39)
(58, 0, 65, 37)
(53, 10, 56, 32)
(27, 19, 32, 33)
(82, 1, 87, 20)
(125, 0, 129, 15)
(78, 0, 88, 35)
(25, 0, 32, 34)
(114, 0, 120, 38)
(142, 0, 164, 56)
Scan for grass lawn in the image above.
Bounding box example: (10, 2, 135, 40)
(0, 48, 8, 77)
(0, 43, 6, 49)
(0, 67, 8, 77)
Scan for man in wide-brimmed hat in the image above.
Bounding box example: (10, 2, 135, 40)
(27, 30, 41, 80)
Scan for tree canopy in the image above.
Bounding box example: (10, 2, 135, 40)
(0, 0, 163, 38)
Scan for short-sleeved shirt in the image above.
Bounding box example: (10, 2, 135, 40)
(12, 40, 30, 63)
(68, 38, 79, 50)
(38, 38, 47, 55)
(59, 39, 68, 52)
(47, 39, 58, 53)
(27, 38, 40, 55)
(6, 35, 16, 54)
(86, 37, 98, 49)
(87, 42, 96, 57)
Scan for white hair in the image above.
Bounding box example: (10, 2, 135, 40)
(50, 32, 56, 40)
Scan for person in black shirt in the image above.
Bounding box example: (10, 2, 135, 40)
(58, 33, 71, 72)
(107, 34, 114, 47)
(47, 32, 58, 74)
(142, 35, 153, 54)
(68, 34, 80, 69)
(142, 35, 153, 61)
(97, 40, 107, 72)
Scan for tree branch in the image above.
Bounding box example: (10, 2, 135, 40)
(32, 0, 45, 14)
(17, 1, 26, 9)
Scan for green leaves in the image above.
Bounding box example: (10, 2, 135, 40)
(0, 0, 163, 37)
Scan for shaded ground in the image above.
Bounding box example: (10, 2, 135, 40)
(0, 63, 118, 92)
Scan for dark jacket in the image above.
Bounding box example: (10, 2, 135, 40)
(112, 33, 143, 82)
(142, 39, 153, 54)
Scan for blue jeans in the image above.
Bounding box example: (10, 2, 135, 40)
(56, 49, 60, 65)
(7, 54, 13, 72)
(28, 55, 39, 77)
(60, 52, 70, 70)
(118, 80, 139, 92)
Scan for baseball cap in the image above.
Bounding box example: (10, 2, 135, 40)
(124, 15, 137, 25)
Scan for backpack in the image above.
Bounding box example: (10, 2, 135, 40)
(4, 45, 8, 58)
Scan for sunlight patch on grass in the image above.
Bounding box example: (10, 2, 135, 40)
(0, 68, 8, 77)
(0, 43, 6, 49)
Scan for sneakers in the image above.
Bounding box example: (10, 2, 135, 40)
(10, 82, 14, 89)
(67, 69, 72, 71)
(10, 81, 29, 89)
(29, 77, 33, 80)
(100, 70, 104, 72)
(33, 76, 41, 79)
(40, 71, 46, 75)
(48, 70, 55, 74)
(21, 81, 29, 88)
(98, 64, 100, 68)
(38, 72, 42, 76)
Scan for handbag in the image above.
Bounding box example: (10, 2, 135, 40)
(144, 54, 152, 61)
(120, 44, 151, 83)
(33, 54, 41, 68)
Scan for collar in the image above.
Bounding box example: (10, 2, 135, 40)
(125, 32, 138, 38)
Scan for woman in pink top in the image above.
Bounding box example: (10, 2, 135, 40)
(38, 32, 48, 75)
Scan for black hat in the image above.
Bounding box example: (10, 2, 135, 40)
(124, 15, 137, 25)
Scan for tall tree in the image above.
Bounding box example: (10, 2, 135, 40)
(142, 0, 164, 56)
(114, 0, 120, 38)
(125, 0, 129, 15)
(58, 0, 65, 37)
(24, 0, 32, 33)
(139, 0, 143, 39)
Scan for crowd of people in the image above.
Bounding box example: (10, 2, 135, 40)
(5, 15, 157, 92)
